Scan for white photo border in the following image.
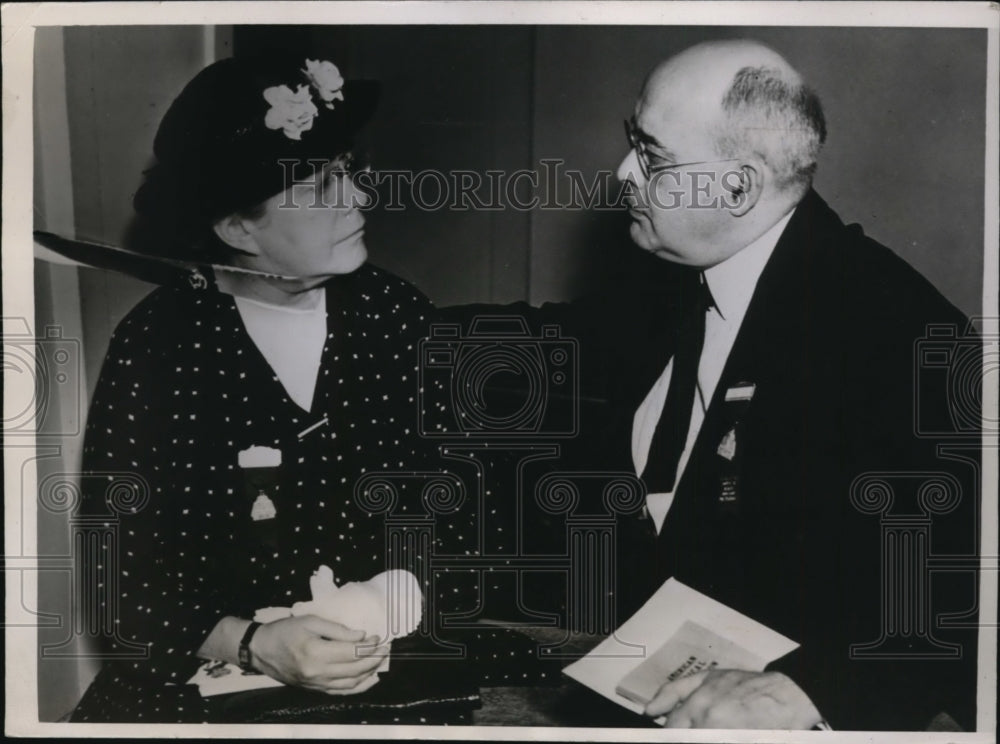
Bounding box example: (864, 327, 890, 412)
(4, 2, 998, 741)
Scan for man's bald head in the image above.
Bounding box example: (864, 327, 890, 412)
(640, 40, 826, 195)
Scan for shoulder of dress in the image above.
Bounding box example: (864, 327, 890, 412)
(110, 285, 235, 342)
(335, 263, 435, 310)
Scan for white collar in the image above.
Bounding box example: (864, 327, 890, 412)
(235, 287, 327, 315)
(703, 209, 795, 321)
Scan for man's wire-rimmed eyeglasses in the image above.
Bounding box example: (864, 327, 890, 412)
(624, 118, 740, 180)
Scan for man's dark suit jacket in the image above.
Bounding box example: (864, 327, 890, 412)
(442, 190, 981, 731)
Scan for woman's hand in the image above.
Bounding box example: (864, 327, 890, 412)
(249, 614, 389, 694)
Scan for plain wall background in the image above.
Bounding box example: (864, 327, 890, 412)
(43, 25, 990, 403)
(529, 26, 986, 310)
(236, 25, 538, 307)
(237, 25, 986, 314)
(32, 25, 227, 721)
(32, 23, 988, 720)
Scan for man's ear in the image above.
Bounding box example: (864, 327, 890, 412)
(212, 214, 261, 255)
(723, 161, 764, 217)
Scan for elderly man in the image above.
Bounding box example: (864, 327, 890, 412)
(592, 39, 978, 731)
(443, 39, 978, 730)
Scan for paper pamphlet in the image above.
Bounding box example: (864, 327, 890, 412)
(187, 660, 286, 697)
(187, 648, 391, 697)
(562, 578, 799, 722)
(615, 619, 768, 705)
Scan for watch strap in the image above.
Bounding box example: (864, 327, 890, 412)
(238, 620, 262, 672)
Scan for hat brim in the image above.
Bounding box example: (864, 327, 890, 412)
(340, 79, 381, 136)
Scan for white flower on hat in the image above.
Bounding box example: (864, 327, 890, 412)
(262, 83, 319, 140)
(302, 59, 345, 109)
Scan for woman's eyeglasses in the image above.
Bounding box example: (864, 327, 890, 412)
(327, 150, 368, 177)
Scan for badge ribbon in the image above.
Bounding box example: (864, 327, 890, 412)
(715, 382, 756, 513)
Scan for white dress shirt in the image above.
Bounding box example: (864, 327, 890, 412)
(633, 211, 794, 533)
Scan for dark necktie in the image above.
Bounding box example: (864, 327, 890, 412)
(641, 273, 712, 494)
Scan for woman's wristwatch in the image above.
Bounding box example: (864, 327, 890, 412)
(238, 620, 262, 672)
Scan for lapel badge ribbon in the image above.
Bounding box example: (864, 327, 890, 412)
(238, 445, 283, 521)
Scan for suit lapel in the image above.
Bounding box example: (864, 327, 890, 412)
(657, 192, 825, 543)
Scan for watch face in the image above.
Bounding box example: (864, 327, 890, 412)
(238, 647, 251, 669)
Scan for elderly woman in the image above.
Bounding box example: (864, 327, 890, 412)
(70, 54, 441, 722)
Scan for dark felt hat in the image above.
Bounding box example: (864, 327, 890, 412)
(134, 54, 378, 241)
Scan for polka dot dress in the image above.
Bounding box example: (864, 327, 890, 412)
(71, 265, 450, 722)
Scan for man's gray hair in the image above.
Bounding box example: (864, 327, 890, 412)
(715, 66, 827, 193)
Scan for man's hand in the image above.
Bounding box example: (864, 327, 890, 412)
(644, 669, 823, 729)
(250, 614, 389, 695)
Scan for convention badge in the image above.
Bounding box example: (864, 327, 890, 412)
(251, 493, 278, 522)
(238, 445, 282, 522)
(717, 427, 737, 461)
(724, 382, 756, 403)
(718, 474, 739, 507)
(717, 424, 741, 514)
(238, 445, 283, 469)
(717, 382, 752, 500)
